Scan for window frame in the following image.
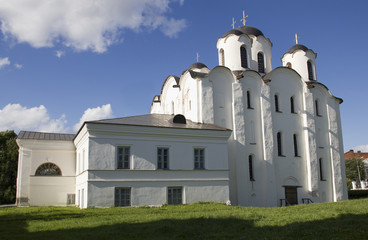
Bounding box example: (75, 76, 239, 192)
(290, 96, 296, 114)
(115, 187, 131, 207)
(293, 134, 300, 157)
(247, 90, 253, 109)
(315, 99, 322, 117)
(194, 148, 205, 170)
(157, 147, 169, 170)
(307, 61, 314, 80)
(319, 158, 326, 181)
(220, 48, 225, 66)
(277, 132, 284, 157)
(35, 162, 62, 176)
(167, 186, 183, 205)
(275, 94, 281, 113)
(116, 146, 131, 169)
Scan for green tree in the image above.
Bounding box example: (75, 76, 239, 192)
(0, 130, 18, 204)
(345, 158, 366, 183)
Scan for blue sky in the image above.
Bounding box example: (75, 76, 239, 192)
(0, 0, 367, 152)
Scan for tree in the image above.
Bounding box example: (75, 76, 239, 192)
(0, 130, 18, 204)
(345, 158, 366, 183)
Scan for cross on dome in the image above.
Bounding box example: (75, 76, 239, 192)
(295, 33, 299, 44)
(231, 18, 236, 29)
(241, 10, 248, 26)
(196, 52, 200, 62)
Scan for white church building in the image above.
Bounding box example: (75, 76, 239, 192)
(16, 23, 348, 208)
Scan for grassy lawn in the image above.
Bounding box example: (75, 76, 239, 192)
(1, 199, 367, 240)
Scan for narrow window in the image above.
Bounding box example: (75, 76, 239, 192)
(249, 155, 255, 181)
(258, 52, 265, 73)
(315, 99, 321, 116)
(247, 90, 252, 109)
(307, 61, 314, 80)
(275, 94, 280, 112)
(82, 149, 85, 171)
(35, 162, 62, 176)
(241, 46, 248, 68)
(115, 187, 131, 207)
(319, 158, 325, 181)
(290, 96, 295, 113)
(194, 148, 205, 169)
(157, 148, 169, 169)
(117, 146, 130, 169)
(293, 134, 299, 157)
(220, 49, 225, 66)
(168, 187, 183, 205)
(277, 132, 283, 156)
(286, 62, 292, 68)
(67, 194, 75, 205)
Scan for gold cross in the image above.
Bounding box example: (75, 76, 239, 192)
(196, 52, 200, 62)
(295, 33, 299, 44)
(231, 17, 236, 29)
(241, 10, 248, 26)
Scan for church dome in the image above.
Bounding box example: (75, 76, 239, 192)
(287, 44, 309, 54)
(222, 26, 264, 38)
(188, 62, 208, 70)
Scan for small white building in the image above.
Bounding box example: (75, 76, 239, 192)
(16, 24, 348, 208)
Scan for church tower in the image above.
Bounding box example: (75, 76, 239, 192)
(281, 34, 317, 81)
(216, 13, 272, 74)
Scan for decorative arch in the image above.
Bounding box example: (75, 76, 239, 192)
(283, 176, 300, 186)
(35, 162, 62, 176)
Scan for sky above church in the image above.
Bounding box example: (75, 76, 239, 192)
(0, 0, 367, 152)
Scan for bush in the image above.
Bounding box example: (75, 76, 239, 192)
(348, 190, 368, 199)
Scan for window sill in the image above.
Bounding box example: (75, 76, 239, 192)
(320, 179, 327, 182)
(250, 142, 256, 145)
(250, 179, 255, 182)
(276, 111, 282, 113)
(278, 155, 286, 157)
(247, 107, 254, 110)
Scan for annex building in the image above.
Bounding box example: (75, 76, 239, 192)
(16, 22, 348, 208)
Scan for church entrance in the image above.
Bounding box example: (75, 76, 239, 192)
(284, 186, 298, 205)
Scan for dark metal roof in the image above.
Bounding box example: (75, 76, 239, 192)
(222, 26, 264, 38)
(287, 44, 309, 54)
(188, 62, 208, 70)
(87, 114, 229, 131)
(18, 131, 75, 141)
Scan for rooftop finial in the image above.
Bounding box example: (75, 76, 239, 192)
(241, 10, 248, 26)
(295, 33, 299, 44)
(196, 52, 200, 62)
(231, 17, 236, 29)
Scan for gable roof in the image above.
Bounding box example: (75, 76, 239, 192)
(18, 131, 75, 141)
(85, 114, 230, 131)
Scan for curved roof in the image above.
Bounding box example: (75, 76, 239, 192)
(188, 62, 208, 70)
(287, 44, 309, 54)
(222, 26, 264, 38)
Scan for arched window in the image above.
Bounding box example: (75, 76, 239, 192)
(315, 99, 321, 116)
(240, 46, 248, 68)
(220, 49, 225, 66)
(249, 155, 255, 181)
(319, 158, 325, 181)
(35, 162, 62, 176)
(247, 90, 252, 109)
(277, 132, 283, 156)
(275, 94, 280, 112)
(307, 61, 314, 80)
(290, 96, 295, 113)
(257, 52, 265, 73)
(286, 62, 292, 68)
(293, 134, 299, 157)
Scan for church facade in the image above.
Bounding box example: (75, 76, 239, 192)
(16, 24, 348, 208)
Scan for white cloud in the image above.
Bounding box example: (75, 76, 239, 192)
(0, 0, 186, 53)
(73, 104, 113, 131)
(354, 145, 368, 153)
(55, 50, 65, 58)
(14, 63, 23, 69)
(0, 104, 68, 133)
(0, 57, 10, 69)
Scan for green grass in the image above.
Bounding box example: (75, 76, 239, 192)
(1, 199, 368, 239)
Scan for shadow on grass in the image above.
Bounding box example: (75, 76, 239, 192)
(1, 212, 367, 240)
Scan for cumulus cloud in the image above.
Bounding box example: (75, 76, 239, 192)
(73, 104, 113, 131)
(0, 104, 68, 133)
(14, 63, 23, 69)
(354, 145, 368, 152)
(55, 50, 65, 58)
(0, 57, 10, 69)
(0, 0, 186, 53)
